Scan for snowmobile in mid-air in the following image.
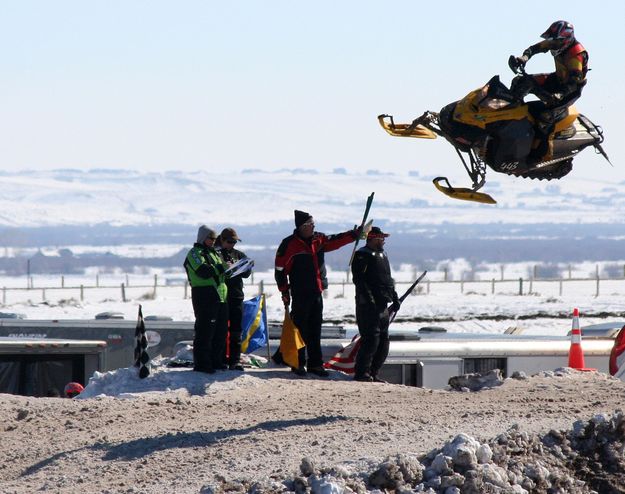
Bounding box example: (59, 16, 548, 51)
(378, 64, 609, 204)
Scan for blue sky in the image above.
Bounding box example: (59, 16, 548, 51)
(1, 1, 622, 185)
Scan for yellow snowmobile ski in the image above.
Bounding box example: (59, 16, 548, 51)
(377, 114, 437, 139)
(432, 177, 497, 205)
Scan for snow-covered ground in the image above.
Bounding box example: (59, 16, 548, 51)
(3, 264, 625, 339)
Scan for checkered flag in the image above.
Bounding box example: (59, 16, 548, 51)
(134, 304, 150, 378)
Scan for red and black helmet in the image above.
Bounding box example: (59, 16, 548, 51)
(64, 382, 84, 398)
(541, 21, 575, 55)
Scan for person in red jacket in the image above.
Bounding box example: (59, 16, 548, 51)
(275, 210, 360, 377)
(509, 20, 589, 162)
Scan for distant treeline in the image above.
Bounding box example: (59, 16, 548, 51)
(1, 222, 625, 274)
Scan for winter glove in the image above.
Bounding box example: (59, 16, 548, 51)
(351, 224, 363, 240)
(281, 290, 291, 307)
(379, 307, 390, 320)
(508, 55, 528, 73)
(390, 300, 401, 313)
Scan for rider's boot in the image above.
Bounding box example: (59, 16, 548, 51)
(527, 119, 555, 165)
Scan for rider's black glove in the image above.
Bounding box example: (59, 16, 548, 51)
(508, 55, 528, 73)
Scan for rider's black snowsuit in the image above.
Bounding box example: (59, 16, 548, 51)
(511, 38, 589, 162)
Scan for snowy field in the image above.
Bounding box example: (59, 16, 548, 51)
(3, 261, 625, 338)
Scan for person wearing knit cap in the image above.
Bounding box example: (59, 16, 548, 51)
(351, 225, 399, 383)
(215, 227, 252, 371)
(274, 210, 362, 377)
(183, 225, 229, 374)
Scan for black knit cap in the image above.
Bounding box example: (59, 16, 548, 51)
(294, 210, 312, 228)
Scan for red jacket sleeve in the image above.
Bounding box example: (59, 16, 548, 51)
(320, 230, 357, 253)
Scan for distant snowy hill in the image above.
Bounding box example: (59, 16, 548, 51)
(0, 167, 624, 228)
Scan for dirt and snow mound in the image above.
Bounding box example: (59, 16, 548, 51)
(2, 366, 625, 493)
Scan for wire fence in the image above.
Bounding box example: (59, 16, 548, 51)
(2, 270, 625, 306)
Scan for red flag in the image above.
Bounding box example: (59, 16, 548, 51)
(609, 325, 625, 376)
(323, 335, 361, 374)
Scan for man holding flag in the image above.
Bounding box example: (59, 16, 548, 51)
(275, 210, 361, 377)
(351, 226, 400, 382)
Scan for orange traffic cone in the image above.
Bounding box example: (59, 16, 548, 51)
(568, 308, 595, 371)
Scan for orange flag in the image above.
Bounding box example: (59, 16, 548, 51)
(280, 310, 306, 368)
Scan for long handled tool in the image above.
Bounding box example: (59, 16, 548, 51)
(346, 192, 375, 279)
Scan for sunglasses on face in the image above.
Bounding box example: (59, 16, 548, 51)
(224, 239, 237, 244)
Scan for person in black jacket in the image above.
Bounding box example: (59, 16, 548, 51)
(275, 210, 360, 377)
(351, 226, 399, 382)
(216, 227, 252, 371)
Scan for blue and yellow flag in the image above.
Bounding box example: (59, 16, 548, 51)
(241, 294, 268, 354)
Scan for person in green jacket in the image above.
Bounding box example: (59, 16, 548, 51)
(184, 225, 229, 373)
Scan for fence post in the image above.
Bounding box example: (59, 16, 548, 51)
(518, 277, 523, 295)
(559, 279, 563, 297)
(460, 280, 464, 294)
(61, 275, 65, 288)
(500, 265, 504, 281)
(153, 274, 158, 298)
(126, 274, 129, 287)
(184, 280, 188, 299)
(2, 287, 5, 305)
(491, 278, 495, 295)
(96, 274, 99, 287)
(259, 280, 264, 296)
(533, 265, 537, 280)
(80, 284, 84, 302)
(444, 267, 448, 282)
(121, 283, 126, 302)
(596, 278, 600, 298)
(42, 288, 46, 302)
(568, 265, 572, 279)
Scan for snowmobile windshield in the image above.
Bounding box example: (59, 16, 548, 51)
(479, 97, 511, 110)
(476, 82, 514, 110)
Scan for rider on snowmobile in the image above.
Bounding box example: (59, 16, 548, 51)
(509, 21, 589, 163)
